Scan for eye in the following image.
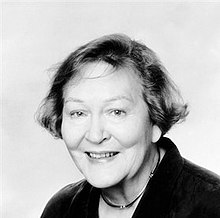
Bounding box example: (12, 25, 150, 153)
(70, 111, 87, 118)
(110, 109, 126, 117)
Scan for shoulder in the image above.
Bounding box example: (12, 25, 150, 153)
(40, 179, 89, 218)
(158, 137, 220, 216)
(178, 159, 220, 216)
(182, 158, 220, 190)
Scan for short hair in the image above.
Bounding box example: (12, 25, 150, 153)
(36, 33, 188, 138)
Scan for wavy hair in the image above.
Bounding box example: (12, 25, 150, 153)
(36, 34, 188, 138)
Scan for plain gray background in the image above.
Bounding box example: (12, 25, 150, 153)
(2, 2, 220, 217)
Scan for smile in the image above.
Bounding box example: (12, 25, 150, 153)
(85, 152, 119, 159)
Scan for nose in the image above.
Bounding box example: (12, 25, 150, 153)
(85, 116, 110, 144)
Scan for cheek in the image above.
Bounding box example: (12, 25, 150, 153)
(110, 118, 151, 148)
(61, 120, 86, 150)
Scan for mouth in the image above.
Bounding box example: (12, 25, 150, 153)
(85, 152, 119, 159)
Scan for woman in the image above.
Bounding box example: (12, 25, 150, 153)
(37, 34, 220, 218)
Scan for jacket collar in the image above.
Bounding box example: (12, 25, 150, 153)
(132, 137, 184, 217)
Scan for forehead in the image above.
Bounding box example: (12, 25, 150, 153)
(63, 62, 143, 100)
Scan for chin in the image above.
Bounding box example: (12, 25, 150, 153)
(86, 174, 122, 189)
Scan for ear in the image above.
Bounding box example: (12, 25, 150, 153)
(152, 125, 162, 143)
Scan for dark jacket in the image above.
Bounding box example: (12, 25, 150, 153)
(41, 137, 220, 218)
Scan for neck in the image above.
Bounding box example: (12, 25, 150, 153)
(101, 145, 160, 207)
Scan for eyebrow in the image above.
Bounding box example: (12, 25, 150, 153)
(64, 95, 133, 104)
(104, 95, 133, 103)
(64, 98, 84, 104)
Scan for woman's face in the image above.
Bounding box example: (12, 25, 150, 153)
(61, 62, 160, 188)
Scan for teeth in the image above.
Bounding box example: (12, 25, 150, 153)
(87, 152, 117, 159)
